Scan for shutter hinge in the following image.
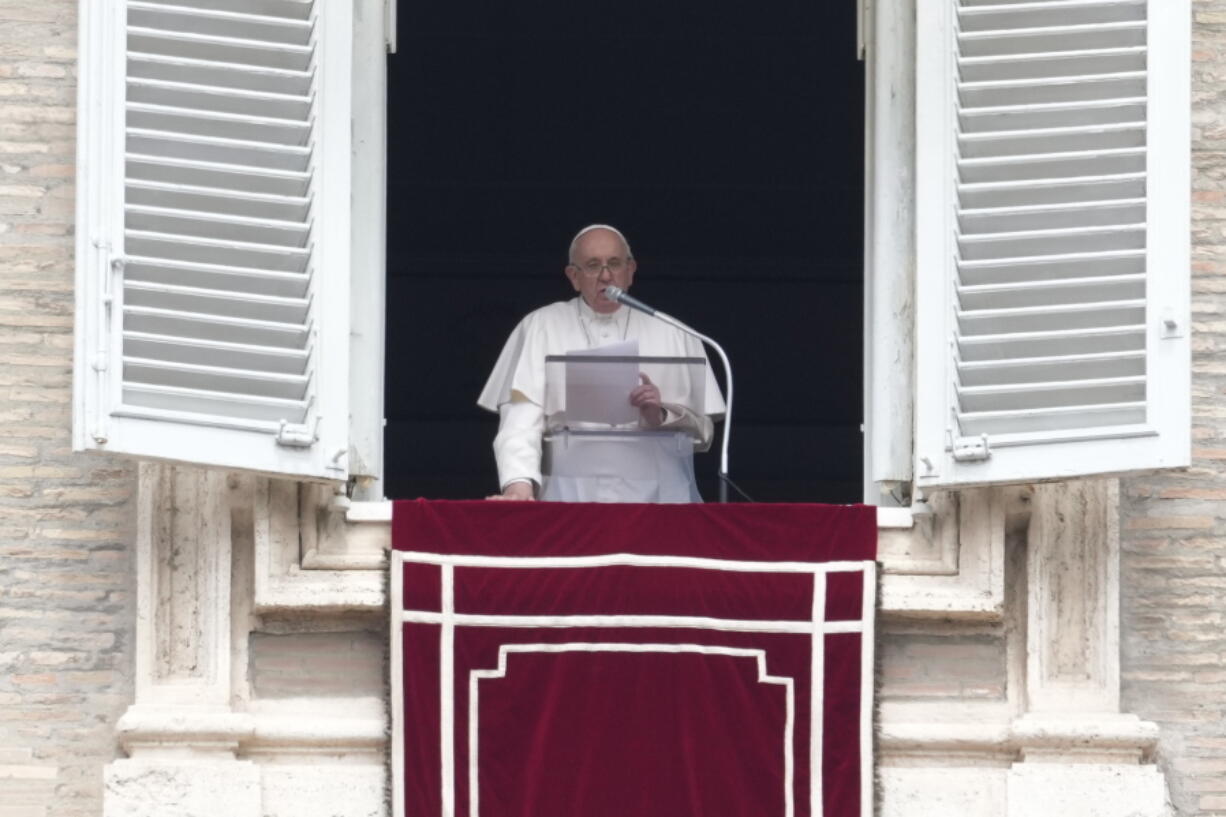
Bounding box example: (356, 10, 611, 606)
(93, 257, 123, 370)
(276, 417, 321, 448)
(385, 0, 398, 53)
(88, 241, 123, 445)
(950, 432, 991, 463)
(857, 0, 870, 60)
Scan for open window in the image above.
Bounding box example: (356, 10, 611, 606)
(381, 0, 866, 502)
(73, 0, 1190, 502)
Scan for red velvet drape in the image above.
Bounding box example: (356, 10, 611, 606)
(393, 500, 877, 817)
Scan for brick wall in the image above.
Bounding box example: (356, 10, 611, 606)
(0, 2, 137, 816)
(1119, 3, 1226, 815)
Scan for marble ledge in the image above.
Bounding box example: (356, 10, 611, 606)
(344, 500, 915, 528)
(879, 710, 1160, 765)
(261, 502, 970, 616)
(115, 700, 387, 758)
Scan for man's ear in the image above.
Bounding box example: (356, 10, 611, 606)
(625, 258, 637, 289)
(564, 265, 581, 291)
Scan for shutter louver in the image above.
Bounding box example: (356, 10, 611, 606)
(75, 0, 353, 479)
(122, 0, 316, 427)
(954, 0, 1148, 442)
(914, 0, 1190, 488)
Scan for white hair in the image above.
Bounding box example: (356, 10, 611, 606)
(568, 224, 633, 264)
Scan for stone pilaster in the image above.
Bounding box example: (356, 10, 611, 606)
(1007, 480, 1167, 817)
(103, 464, 258, 817)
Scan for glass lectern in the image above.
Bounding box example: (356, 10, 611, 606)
(541, 354, 710, 503)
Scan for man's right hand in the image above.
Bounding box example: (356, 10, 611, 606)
(486, 481, 535, 501)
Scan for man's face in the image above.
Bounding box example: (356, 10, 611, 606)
(565, 228, 636, 314)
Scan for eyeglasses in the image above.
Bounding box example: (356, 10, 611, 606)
(571, 258, 630, 278)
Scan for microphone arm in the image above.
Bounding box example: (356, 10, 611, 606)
(604, 285, 736, 502)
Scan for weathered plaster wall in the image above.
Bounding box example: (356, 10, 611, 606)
(249, 631, 385, 699)
(1119, 3, 1226, 815)
(880, 627, 1008, 701)
(0, 1, 138, 816)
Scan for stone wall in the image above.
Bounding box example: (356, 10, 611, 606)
(0, 2, 137, 816)
(249, 631, 385, 699)
(1119, 3, 1226, 815)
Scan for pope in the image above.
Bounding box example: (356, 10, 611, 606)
(477, 224, 725, 501)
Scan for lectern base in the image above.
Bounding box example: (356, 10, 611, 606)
(541, 430, 701, 503)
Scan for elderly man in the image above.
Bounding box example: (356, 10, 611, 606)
(478, 224, 725, 501)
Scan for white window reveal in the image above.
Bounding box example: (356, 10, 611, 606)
(914, 0, 1190, 489)
(74, 0, 356, 480)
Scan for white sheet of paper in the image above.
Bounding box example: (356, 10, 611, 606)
(564, 339, 640, 426)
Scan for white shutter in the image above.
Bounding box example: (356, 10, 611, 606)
(74, 0, 354, 480)
(914, 0, 1189, 489)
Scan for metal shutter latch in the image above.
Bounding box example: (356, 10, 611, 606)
(951, 433, 991, 463)
(276, 417, 320, 448)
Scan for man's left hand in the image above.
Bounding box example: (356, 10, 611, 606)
(630, 372, 664, 427)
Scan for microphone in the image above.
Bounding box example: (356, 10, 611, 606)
(602, 285, 657, 316)
(602, 286, 740, 503)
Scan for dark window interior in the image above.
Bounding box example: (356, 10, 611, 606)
(384, 0, 864, 502)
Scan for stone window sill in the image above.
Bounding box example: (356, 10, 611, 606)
(253, 495, 1003, 619)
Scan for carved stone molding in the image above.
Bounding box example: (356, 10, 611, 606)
(333, 495, 1008, 619)
(879, 488, 1006, 619)
(106, 464, 259, 817)
(881, 491, 961, 576)
(878, 479, 1168, 816)
(110, 464, 1169, 817)
(1024, 479, 1120, 715)
(879, 705, 1159, 766)
(1006, 479, 1166, 815)
(251, 480, 384, 613)
(243, 697, 386, 759)
(123, 463, 235, 725)
(299, 483, 390, 570)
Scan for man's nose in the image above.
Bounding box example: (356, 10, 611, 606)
(597, 266, 614, 281)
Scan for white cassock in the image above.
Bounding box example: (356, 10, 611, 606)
(477, 297, 726, 501)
